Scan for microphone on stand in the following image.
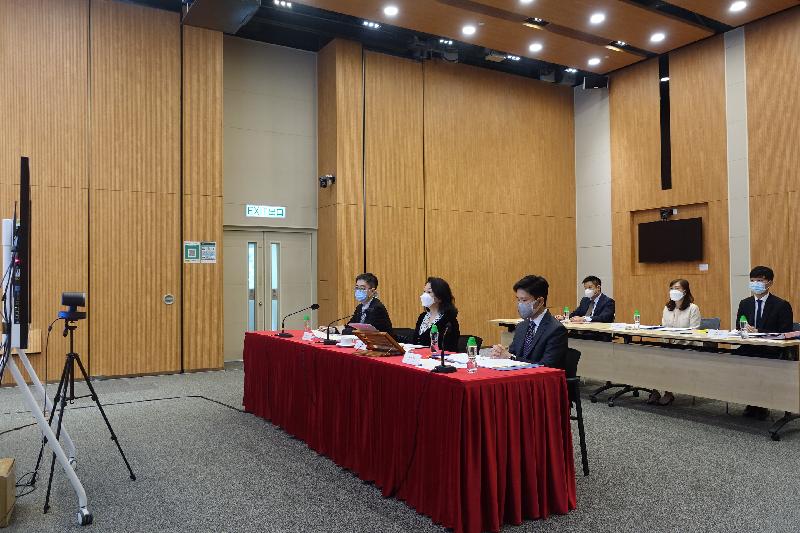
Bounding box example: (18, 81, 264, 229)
(323, 314, 354, 345)
(276, 303, 319, 338)
(431, 323, 456, 374)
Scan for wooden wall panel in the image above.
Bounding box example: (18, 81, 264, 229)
(0, 0, 88, 385)
(424, 61, 575, 218)
(182, 25, 223, 371)
(89, 0, 181, 376)
(610, 37, 730, 327)
(746, 8, 800, 318)
(364, 52, 425, 329)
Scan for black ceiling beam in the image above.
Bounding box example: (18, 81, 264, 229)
(621, 0, 733, 34)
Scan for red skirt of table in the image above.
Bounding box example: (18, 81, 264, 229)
(243, 332, 577, 533)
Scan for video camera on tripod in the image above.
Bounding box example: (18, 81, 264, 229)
(58, 292, 87, 323)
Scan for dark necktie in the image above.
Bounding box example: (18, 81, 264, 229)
(586, 299, 595, 317)
(755, 299, 763, 328)
(522, 320, 537, 357)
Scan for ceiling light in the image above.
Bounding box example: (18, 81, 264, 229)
(439, 39, 453, 45)
(273, 0, 292, 6)
(462, 25, 476, 36)
(363, 20, 381, 29)
(729, 1, 747, 12)
(383, 5, 399, 17)
(520, 0, 534, 4)
(565, 68, 578, 73)
(589, 13, 605, 24)
(650, 32, 666, 43)
(507, 55, 521, 61)
(588, 57, 601, 66)
(529, 42, 543, 52)
(660, 76, 670, 82)
(616, 40, 627, 46)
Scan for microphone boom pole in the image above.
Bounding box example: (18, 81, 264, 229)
(276, 303, 319, 338)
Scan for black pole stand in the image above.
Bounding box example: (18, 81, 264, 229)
(34, 320, 136, 514)
(431, 348, 456, 374)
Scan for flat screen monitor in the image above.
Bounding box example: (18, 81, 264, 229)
(638, 217, 702, 263)
(14, 157, 31, 349)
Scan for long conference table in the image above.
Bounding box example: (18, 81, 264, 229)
(491, 319, 800, 440)
(243, 331, 577, 533)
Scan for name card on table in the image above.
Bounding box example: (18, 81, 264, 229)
(402, 352, 422, 366)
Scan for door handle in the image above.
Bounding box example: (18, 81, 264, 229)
(258, 301, 263, 307)
(271, 289, 279, 299)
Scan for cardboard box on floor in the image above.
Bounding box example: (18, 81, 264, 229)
(0, 458, 14, 528)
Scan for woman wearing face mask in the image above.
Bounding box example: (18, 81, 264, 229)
(413, 277, 460, 352)
(648, 278, 701, 406)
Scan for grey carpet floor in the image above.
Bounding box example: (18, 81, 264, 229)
(2, 363, 800, 532)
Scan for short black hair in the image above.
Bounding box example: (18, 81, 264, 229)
(582, 275, 601, 286)
(426, 277, 457, 315)
(749, 266, 774, 281)
(356, 272, 379, 289)
(513, 275, 549, 303)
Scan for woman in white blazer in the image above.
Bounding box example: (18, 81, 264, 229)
(649, 278, 701, 406)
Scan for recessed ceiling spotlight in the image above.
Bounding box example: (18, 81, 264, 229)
(565, 68, 578, 73)
(462, 25, 476, 36)
(439, 39, 453, 45)
(363, 20, 381, 29)
(529, 42, 543, 52)
(729, 1, 747, 12)
(274, 0, 292, 6)
(650, 32, 666, 43)
(520, 0, 534, 4)
(590, 13, 605, 24)
(616, 40, 627, 46)
(507, 55, 521, 61)
(660, 76, 670, 82)
(588, 57, 601, 66)
(383, 5, 399, 17)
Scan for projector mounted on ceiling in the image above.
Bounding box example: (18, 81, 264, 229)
(182, 0, 261, 34)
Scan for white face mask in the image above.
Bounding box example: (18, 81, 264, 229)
(669, 289, 684, 302)
(584, 288, 595, 298)
(420, 292, 435, 308)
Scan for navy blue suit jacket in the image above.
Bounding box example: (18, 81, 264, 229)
(569, 293, 615, 323)
(508, 311, 567, 369)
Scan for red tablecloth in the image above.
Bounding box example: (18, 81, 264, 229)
(243, 332, 577, 533)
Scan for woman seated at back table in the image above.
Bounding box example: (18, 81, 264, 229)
(648, 278, 702, 406)
(413, 277, 460, 352)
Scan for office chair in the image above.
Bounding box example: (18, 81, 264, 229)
(393, 328, 415, 344)
(700, 317, 721, 330)
(565, 348, 589, 476)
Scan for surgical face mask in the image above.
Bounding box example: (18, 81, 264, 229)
(669, 289, 684, 302)
(518, 299, 538, 320)
(355, 289, 368, 302)
(749, 281, 767, 294)
(584, 288, 595, 298)
(420, 292, 435, 308)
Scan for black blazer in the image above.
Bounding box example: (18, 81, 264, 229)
(342, 297, 394, 335)
(736, 294, 793, 333)
(412, 309, 460, 352)
(508, 311, 568, 369)
(569, 293, 615, 323)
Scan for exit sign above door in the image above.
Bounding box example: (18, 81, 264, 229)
(245, 205, 287, 218)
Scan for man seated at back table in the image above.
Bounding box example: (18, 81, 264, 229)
(490, 275, 567, 369)
(341, 272, 394, 336)
(735, 265, 794, 420)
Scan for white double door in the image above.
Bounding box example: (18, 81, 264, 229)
(223, 230, 313, 361)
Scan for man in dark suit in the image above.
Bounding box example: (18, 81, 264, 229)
(563, 275, 615, 323)
(735, 265, 794, 420)
(342, 273, 394, 335)
(490, 275, 567, 369)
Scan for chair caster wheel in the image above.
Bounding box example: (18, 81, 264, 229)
(770, 433, 780, 442)
(632, 390, 640, 397)
(69, 457, 77, 468)
(77, 508, 93, 526)
(589, 396, 598, 403)
(607, 399, 615, 407)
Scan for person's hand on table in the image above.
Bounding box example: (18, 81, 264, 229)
(784, 331, 800, 339)
(569, 316, 586, 323)
(744, 324, 758, 333)
(554, 314, 565, 321)
(489, 344, 513, 359)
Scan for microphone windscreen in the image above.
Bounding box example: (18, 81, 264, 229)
(311, 303, 320, 310)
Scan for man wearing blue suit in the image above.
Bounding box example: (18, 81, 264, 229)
(561, 275, 615, 323)
(490, 275, 567, 369)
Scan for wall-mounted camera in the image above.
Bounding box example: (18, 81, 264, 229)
(660, 208, 677, 221)
(319, 174, 336, 189)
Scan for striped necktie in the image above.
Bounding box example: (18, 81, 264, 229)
(522, 320, 537, 357)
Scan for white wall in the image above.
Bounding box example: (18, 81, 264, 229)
(223, 36, 318, 229)
(574, 86, 614, 301)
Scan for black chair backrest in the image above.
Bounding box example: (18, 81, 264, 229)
(393, 328, 415, 344)
(457, 335, 483, 353)
(564, 348, 581, 380)
(794, 323, 800, 332)
(700, 317, 721, 330)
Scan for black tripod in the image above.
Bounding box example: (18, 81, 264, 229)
(33, 318, 136, 515)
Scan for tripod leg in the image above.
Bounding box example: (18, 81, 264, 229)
(73, 355, 136, 481)
(44, 365, 71, 514)
(33, 355, 71, 486)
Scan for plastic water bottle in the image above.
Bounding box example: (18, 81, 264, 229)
(302, 315, 313, 341)
(563, 306, 570, 323)
(633, 310, 641, 328)
(430, 324, 440, 355)
(466, 337, 478, 374)
(739, 315, 749, 339)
